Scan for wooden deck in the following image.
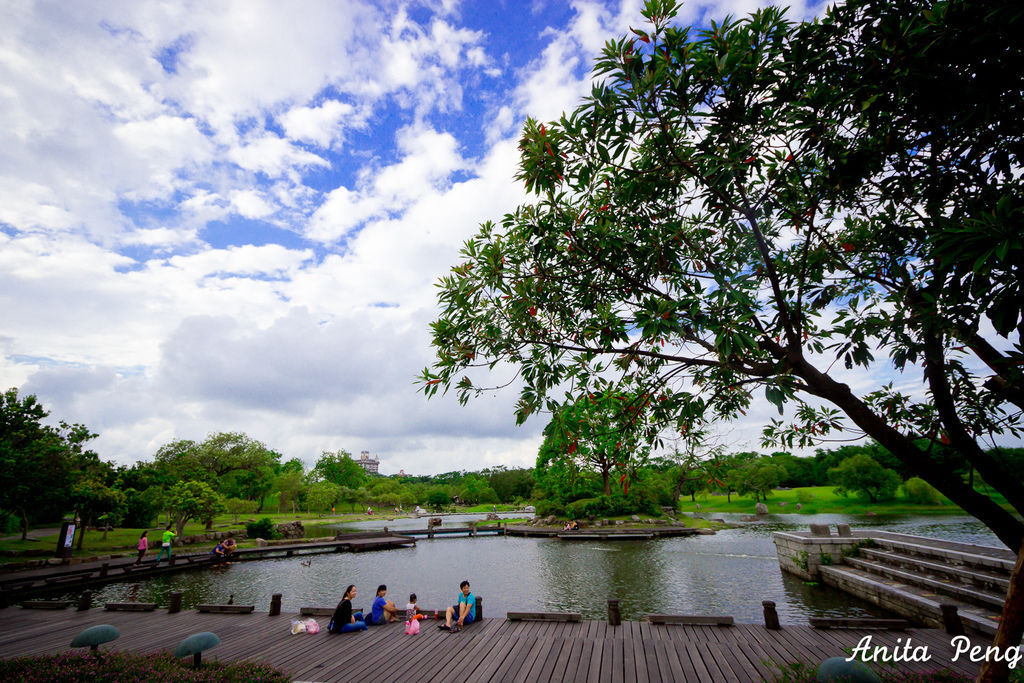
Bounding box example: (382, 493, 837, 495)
(0, 607, 987, 681)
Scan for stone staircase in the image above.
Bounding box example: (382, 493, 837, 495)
(817, 531, 1015, 637)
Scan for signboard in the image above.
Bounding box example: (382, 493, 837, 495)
(56, 521, 75, 558)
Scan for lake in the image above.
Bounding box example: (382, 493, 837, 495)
(61, 513, 1006, 623)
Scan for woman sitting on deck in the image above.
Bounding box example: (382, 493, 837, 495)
(328, 585, 367, 634)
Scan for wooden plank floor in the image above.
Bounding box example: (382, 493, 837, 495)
(0, 608, 988, 681)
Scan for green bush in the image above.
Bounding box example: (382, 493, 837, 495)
(534, 499, 566, 517)
(903, 476, 942, 504)
(120, 489, 157, 529)
(562, 491, 660, 519)
(795, 489, 815, 504)
(0, 509, 20, 534)
(0, 651, 289, 682)
(565, 497, 601, 518)
(245, 517, 279, 540)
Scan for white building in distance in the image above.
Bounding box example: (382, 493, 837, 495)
(356, 450, 379, 475)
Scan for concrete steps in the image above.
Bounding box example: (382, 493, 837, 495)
(819, 564, 1002, 637)
(857, 547, 1010, 593)
(822, 533, 1014, 638)
(868, 534, 1015, 574)
(842, 556, 1006, 609)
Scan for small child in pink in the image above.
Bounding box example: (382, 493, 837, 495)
(134, 531, 148, 565)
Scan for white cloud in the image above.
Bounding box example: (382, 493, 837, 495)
(307, 124, 467, 242)
(280, 100, 357, 148)
(6, 0, 978, 477)
(229, 190, 276, 219)
(227, 134, 329, 178)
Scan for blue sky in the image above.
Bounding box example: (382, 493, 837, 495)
(1, 0, 852, 475)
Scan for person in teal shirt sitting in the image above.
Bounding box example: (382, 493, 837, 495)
(439, 580, 475, 632)
(155, 525, 175, 562)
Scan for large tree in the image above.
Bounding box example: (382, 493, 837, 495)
(422, 0, 1023, 670)
(154, 432, 279, 496)
(0, 389, 91, 538)
(423, 0, 1022, 545)
(312, 450, 368, 489)
(165, 480, 226, 538)
(542, 391, 651, 497)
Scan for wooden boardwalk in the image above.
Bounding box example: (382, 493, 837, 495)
(0, 607, 987, 681)
(0, 533, 415, 605)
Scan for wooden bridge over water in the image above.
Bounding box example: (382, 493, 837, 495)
(0, 603, 988, 681)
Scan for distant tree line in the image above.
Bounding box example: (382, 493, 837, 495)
(4, 387, 1019, 540)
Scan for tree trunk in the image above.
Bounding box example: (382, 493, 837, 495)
(796, 357, 1024, 550)
(18, 509, 28, 541)
(602, 470, 611, 497)
(977, 539, 1024, 683)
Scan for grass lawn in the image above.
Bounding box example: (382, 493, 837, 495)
(675, 485, 1011, 516)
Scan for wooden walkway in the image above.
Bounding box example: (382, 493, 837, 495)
(0, 607, 987, 681)
(0, 533, 415, 605)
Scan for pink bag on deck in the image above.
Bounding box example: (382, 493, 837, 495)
(404, 618, 420, 635)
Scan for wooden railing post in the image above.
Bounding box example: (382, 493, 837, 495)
(270, 593, 282, 616)
(99, 562, 109, 578)
(608, 599, 621, 626)
(77, 591, 92, 611)
(940, 603, 964, 636)
(762, 600, 780, 629)
(475, 596, 483, 621)
(168, 592, 183, 614)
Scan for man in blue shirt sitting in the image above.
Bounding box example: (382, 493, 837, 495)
(439, 580, 475, 633)
(366, 584, 399, 625)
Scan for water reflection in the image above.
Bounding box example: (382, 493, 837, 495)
(58, 515, 1003, 624)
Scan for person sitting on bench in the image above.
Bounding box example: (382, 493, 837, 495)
(439, 580, 475, 633)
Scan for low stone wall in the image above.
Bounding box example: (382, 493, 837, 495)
(772, 528, 866, 580)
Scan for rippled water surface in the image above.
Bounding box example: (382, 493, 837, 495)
(63, 513, 1005, 624)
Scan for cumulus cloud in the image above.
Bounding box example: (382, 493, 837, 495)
(307, 124, 468, 243)
(2, 0, 898, 475)
(280, 100, 358, 148)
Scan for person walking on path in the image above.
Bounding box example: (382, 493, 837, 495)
(134, 531, 148, 565)
(155, 525, 175, 562)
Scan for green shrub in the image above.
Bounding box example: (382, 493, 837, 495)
(0, 509, 20, 534)
(534, 500, 566, 517)
(795, 489, 815, 504)
(245, 517, 280, 540)
(0, 651, 289, 682)
(902, 476, 942, 504)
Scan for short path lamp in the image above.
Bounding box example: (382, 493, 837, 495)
(175, 631, 220, 669)
(816, 656, 880, 682)
(70, 624, 120, 652)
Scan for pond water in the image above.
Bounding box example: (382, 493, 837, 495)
(61, 513, 1006, 624)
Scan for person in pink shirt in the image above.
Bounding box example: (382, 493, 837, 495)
(134, 530, 148, 565)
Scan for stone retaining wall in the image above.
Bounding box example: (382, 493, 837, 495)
(772, 530, 866, 580)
